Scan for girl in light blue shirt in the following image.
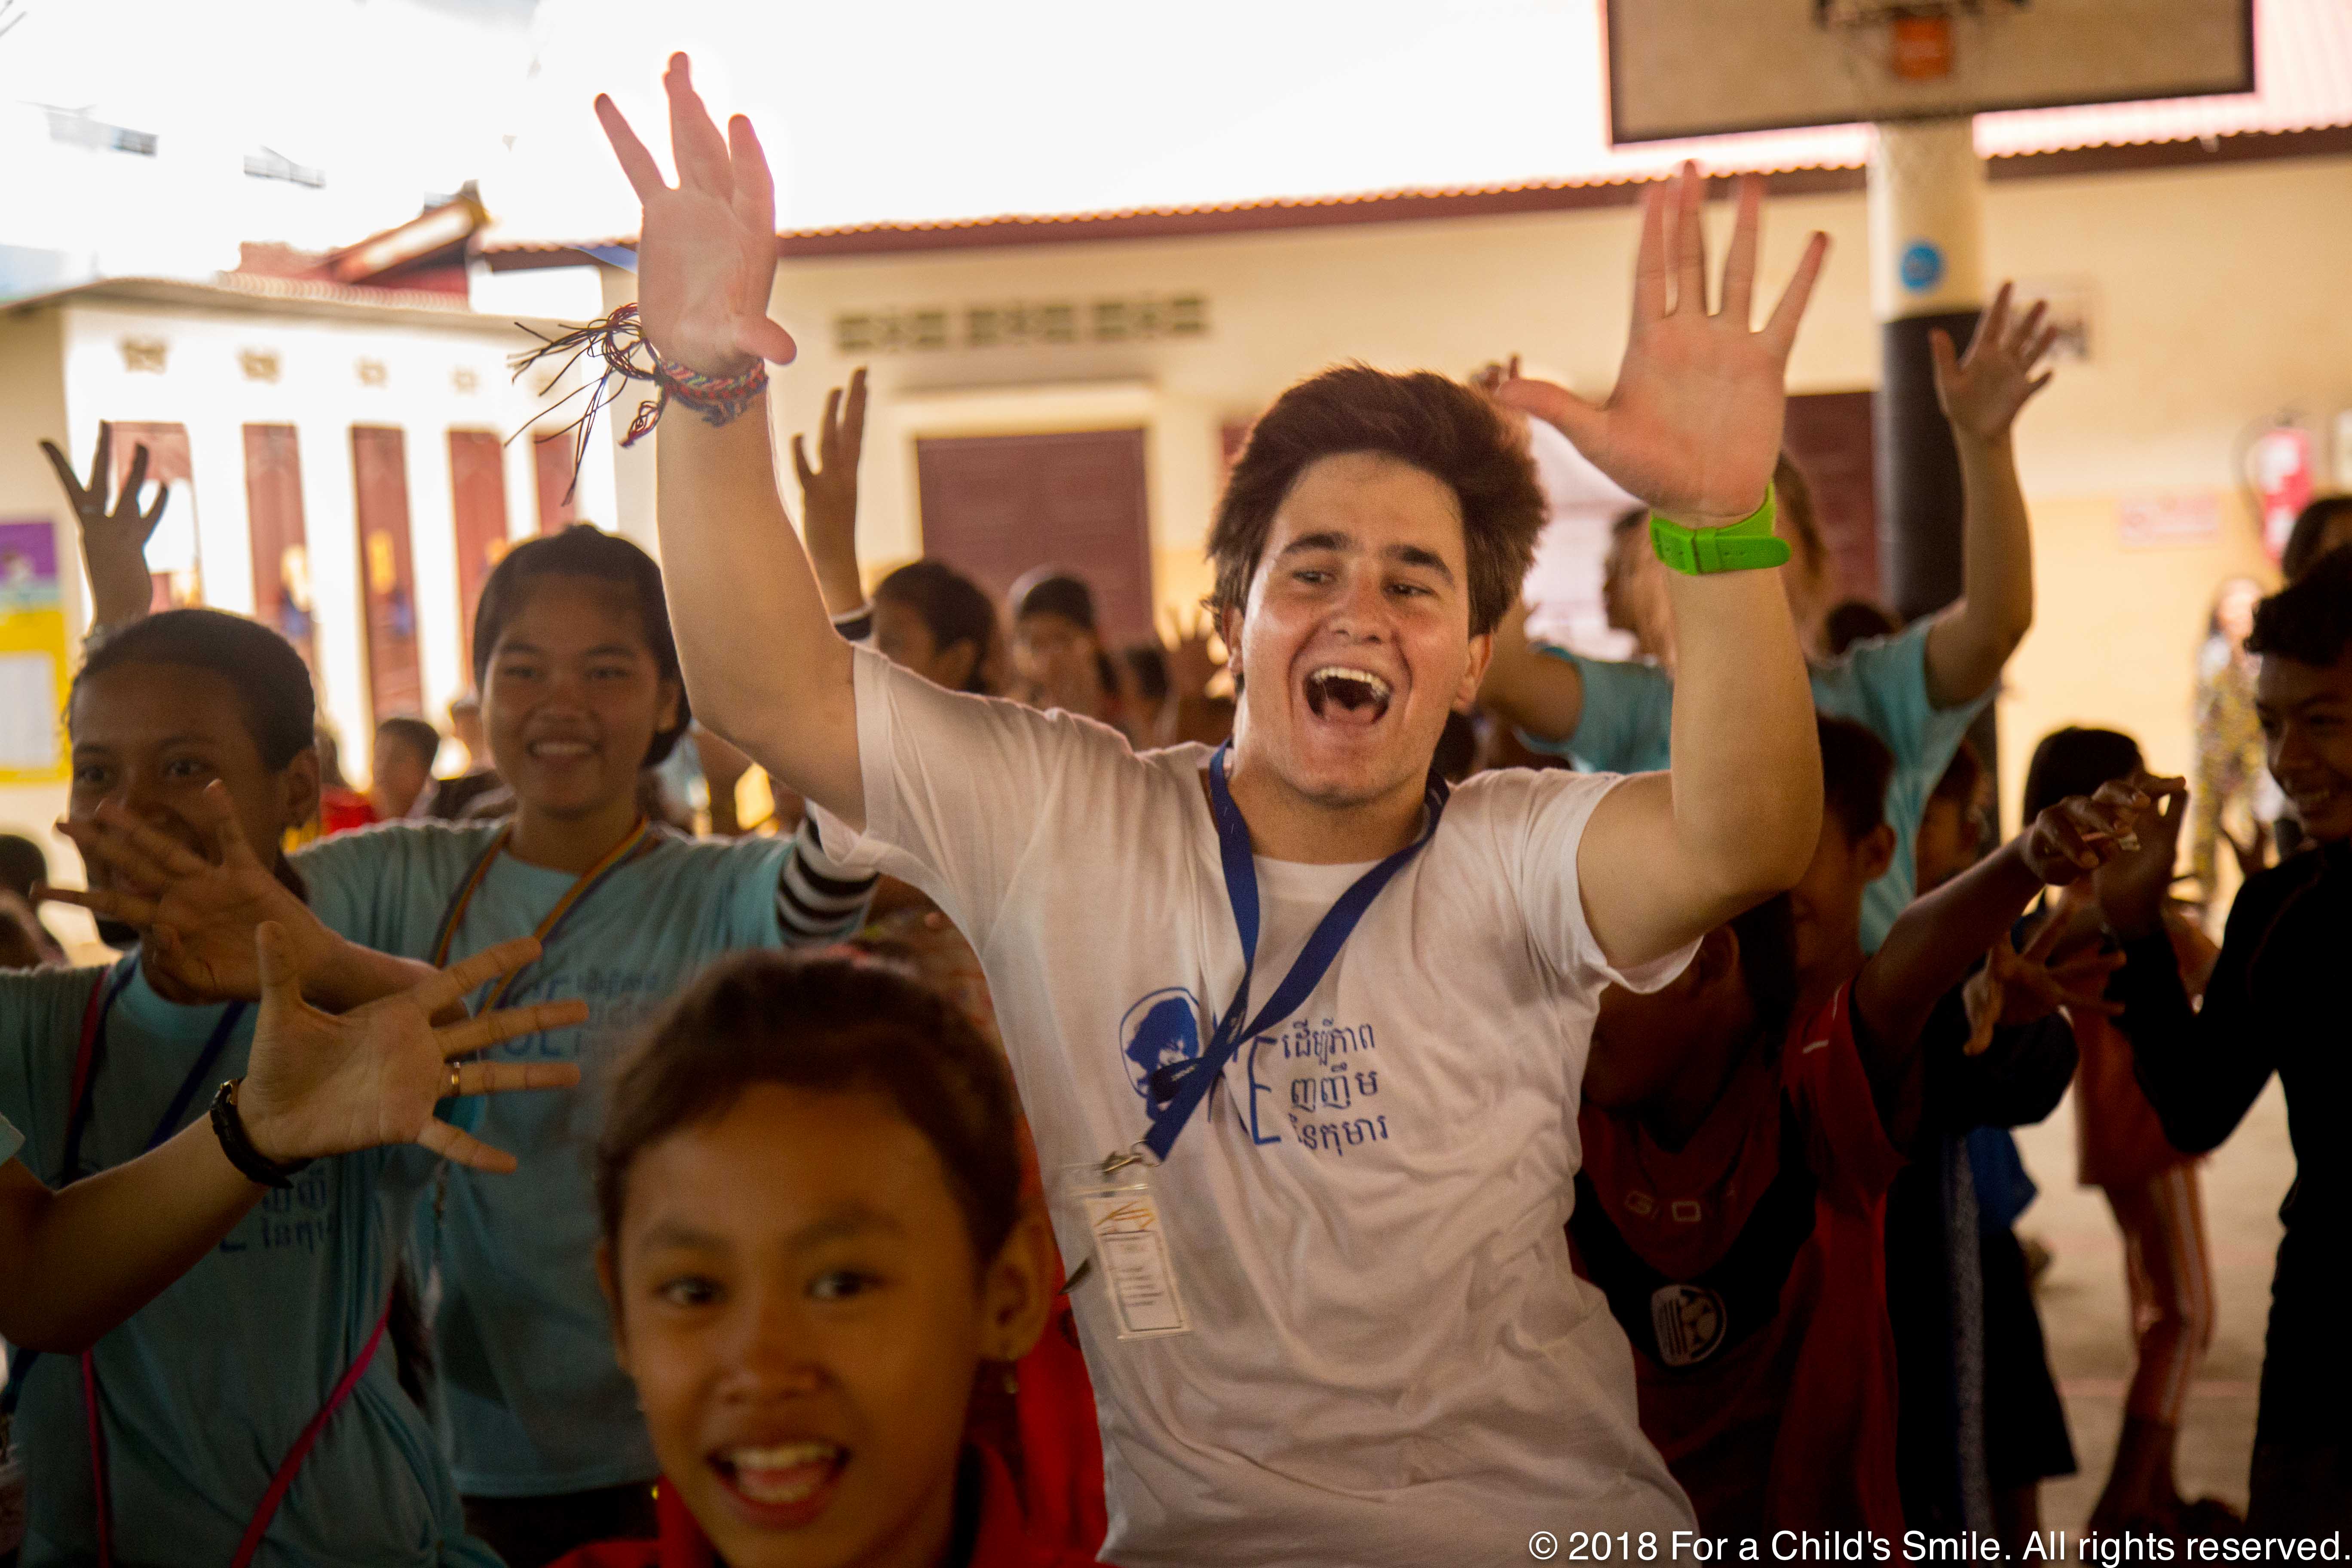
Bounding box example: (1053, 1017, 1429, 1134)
(12, 606, 581, 1567)
(280, 526, 879, 1562)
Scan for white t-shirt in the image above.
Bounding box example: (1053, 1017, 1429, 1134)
(816, 648, 1698, 1568)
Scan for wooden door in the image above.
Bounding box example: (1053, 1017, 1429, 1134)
(914, 428, 1153, 646)
(107, 421, 197, 611)
(241, 424, 315, 667)
(350, 426, 423, 722)
(448, 430, 511, 668)
(1782, 391, 1880, 604)
(533, 432, 580, 535)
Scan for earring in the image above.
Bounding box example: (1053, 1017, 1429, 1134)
(1002, 1365, 1020, 1397)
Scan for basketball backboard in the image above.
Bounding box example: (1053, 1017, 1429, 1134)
(1605, 0, 2255, 145)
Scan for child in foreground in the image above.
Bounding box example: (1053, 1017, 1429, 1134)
(557, 949, 1103, 1568)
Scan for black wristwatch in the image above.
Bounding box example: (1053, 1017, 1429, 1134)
(209, 1078, 312, 1189)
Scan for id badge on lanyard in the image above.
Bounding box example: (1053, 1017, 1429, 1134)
(1060, 1154, 1190, 1341)
(1061, 744, 1446, 1341)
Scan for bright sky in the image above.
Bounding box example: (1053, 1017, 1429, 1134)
(503, 0, 1631, 241)
(0, 0, 2292, 267)
(1, 0, 1659, 262)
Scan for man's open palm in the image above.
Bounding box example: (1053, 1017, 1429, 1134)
(596, 55, 796, 376)
(1496, 165, 1827, 526)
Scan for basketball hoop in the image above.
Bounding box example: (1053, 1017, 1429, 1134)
(1890, 16, 1956, 80)
(1812, 0, 2024, 27)
(1607, 0, 2251, 147)
(1814, 0, 2024, 94)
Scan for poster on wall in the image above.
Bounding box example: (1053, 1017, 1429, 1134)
(0, 519, 70, 782)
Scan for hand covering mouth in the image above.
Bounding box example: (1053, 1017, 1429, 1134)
(1303, 665, 1394, 722)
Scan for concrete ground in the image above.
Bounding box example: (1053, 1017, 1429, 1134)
(2010, 1076, 2292, 1534)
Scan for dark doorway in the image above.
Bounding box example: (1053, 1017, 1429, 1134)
(449, 430, 511, 671)
(242, 424, 315, 668)
(350, 426, 423, 723)
(914, 428, 1154, 646)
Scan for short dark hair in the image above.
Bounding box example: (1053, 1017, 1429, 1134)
(2282, 496, 2352, 583)
(1820, 598, 1902, 658)
(1010, 570, 1097, 634)
(73, 608, 315, 771)
(1929, 735, 1985, 811)
(596, 951, 1023, 1273)
(470, 525, 689, 764)
(0, 833, 47, 901)
(2247, 548, 2352, 670)
(1208, 365, 1544, 637)
(1819, 714, 1894, 843)
(2021, 726, 2143, 822)
(1122, 643, 1171, 705)
(375, 716, 441, 772)
(1732, 892, 1800, 1046)
(875, 559, 999, 695)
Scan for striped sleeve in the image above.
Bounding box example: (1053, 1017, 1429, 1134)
(776, 815, 879, 943)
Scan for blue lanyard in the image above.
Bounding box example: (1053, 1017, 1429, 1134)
(64, 962, 250, 1170)
(1139, 742, 1448, 1163)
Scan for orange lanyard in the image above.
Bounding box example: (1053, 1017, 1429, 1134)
(429, 818, 659, 1011)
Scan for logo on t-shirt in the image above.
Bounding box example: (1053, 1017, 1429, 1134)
(1649, 1283, 1727, 1367)
(1119, 988, 1203, 1108)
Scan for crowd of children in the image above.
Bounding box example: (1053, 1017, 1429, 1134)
(0, 53, 2343, 1568)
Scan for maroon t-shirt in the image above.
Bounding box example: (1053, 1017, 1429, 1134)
(1571, 984, 1907, 1538)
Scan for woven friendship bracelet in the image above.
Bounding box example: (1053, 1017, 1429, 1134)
(643, 352, 769, 437)
(508, 303, 772, 497)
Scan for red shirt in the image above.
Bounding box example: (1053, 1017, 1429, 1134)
(547, 1446, 1107, 1568)
(318, 787, 379, 838)
(1570, 983, 1906, 1538)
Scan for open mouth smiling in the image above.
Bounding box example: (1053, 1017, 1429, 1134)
(1303, 666, 1394, 724)
(710, 1438, 847, 1523)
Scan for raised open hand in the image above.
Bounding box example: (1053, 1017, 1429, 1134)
(42, 426, 167, 558)
(43, 782, 322, 1003)
(595, 54, 796, 376)
(1494, 165, 1827, 526)
(42, 426, 168, 631)
(792, 367, 869, 550)
(1162, 606, 1225, 700)
(792, 368, 870, 612)
(237, 926, 586, 1174)
(1931, 282, 2059, 442)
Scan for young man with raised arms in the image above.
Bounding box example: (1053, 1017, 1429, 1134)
(597, 58, 1827, 1568)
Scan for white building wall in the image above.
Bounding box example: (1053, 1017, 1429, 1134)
(2, 293, 574, 854)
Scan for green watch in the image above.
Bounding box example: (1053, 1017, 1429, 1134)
(1648, 485, 1789, 575)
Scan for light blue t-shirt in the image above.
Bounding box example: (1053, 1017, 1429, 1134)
(0, 962, 496, 1568)
(1527, 619, 1990, 949)
(297, 820, 856, 1497)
